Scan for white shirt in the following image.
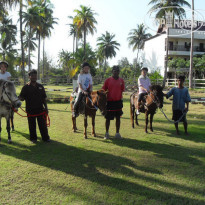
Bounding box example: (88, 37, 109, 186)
(77, 73, 93, 93)
(138, 75, 151, 94)
(0, 72, 11, 80)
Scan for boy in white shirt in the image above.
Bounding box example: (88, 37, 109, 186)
(0, 61, 11, 80)
(136, 67, 151, 115)
(74, 62, 93, 117)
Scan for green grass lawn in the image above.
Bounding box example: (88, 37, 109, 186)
(0, 85, 205, 204)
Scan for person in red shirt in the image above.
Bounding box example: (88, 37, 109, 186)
(102, 66, 125, 139)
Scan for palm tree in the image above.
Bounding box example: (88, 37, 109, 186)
(127, 24, 152, 62)
(23, 29, 37, 70)
(73, 5, 97, 60)
(1, 0, 27, 84)
(22, 5, 41, 71)
(40, 1, 57, 79)
(0, 15, 17, 60)
(97, 31, 120, 72)
(148, 0, 191, 21)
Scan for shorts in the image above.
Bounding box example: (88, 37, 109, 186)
(105, 100, 123, 120)
(172, 110, 187, 122)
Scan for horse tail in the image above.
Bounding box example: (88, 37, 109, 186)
(130, 94, 135, 128)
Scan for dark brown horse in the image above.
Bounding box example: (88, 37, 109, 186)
(70, 89, 107, 139)
(130, 85, 164, 133)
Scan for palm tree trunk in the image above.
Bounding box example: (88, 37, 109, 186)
(136, 49, 140, 63)
(28, 27, 31, 71)
(20, 0, 26, 85)
(43, 38, 45, 81)
(38, 33, 41, 80)
(83, 25, 86, 61)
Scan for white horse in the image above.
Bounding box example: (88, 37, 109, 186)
(0, 80, 21, 143)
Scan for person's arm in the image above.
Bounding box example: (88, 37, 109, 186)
(102, 79, 108, 91)
(79, 83, 88, 95)
(89, 74, 93, 92)
(43, 98, 48, 113)
(7, 72, 11, 81)
(18, 86, 26, 101)
(165, 88, 174, 99)
(185, 102, 189, 112)
(122, 79, 125, 92)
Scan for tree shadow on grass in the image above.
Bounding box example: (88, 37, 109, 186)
(107, 137, 204, 166)
(0, 132, 205, 204)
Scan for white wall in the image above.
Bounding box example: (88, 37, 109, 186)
(142, 34, 166, 76)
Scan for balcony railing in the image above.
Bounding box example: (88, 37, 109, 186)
(167, 45, 205, 52)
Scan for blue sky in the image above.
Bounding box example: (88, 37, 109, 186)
(10, 0, 205, 68)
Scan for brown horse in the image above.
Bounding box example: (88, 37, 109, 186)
(70, 89, 107, 139)
(130, 85, 164, 133)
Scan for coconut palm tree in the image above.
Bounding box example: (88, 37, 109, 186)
(73, 5, 97, 60)
(41, 4, 57, 80)
(127, 24, 152, 62)
(0, 15, 17, 60)
(148, 0, 191, 20)
(1, 0, 27, 84)
(22, 5, 41, 71)
(97, 31, 120, 72)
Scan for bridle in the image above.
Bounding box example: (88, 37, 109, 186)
(146, 90, 162, 108)
(0, 81, 19, 106)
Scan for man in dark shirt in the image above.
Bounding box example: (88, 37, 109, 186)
(19, 69, 50, 143)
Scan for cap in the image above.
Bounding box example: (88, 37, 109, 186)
(141, 67, 148, 72)
(0, 61, 9, 67)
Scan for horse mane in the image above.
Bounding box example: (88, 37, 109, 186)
(150, 85, 162, 92)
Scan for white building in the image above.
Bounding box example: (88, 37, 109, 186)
(142, 23, 205, 78)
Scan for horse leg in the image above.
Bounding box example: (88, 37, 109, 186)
(91, 115, 96, 137)
(11, 111, 14, 131)
(150, 113, 154, 132)
(130, 103, 135, 128)
(84, 116, 88, 139)
(0, 118, 1, 142)
(135, 110, 139, 126)
(145, 112, 149, 133)
(7, 117, 12, 144)
(72, 116, 77, 132)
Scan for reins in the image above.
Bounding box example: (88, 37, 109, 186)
(159, 108, 187, 124)
(12, 107, 50, 127)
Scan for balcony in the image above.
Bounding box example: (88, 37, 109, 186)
(167, 45, 205, 52)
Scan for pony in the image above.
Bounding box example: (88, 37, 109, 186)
(0, 80, 21, 143)
(130, 85, 164, 133)
(70, 89, 107, 139)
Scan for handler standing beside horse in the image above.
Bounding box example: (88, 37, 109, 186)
(73, 62, 93, 117)
(166, 75, 191, 135)
(136, 67, 151, 115)
(103, 65, 125, 139)
(19, 69, 50, 143)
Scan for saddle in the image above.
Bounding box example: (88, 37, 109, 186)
(139, 95, 147, 113)
(71, 92, 86, 115)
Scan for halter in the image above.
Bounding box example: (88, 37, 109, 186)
(146, 91, 162, 108)
(0, 81, 19, 106)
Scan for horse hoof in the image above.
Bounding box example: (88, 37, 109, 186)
(150, 129, 153, 132)
(8, 140, 12, 144)
(92, 134, 96, 137)
(84, 136, 87, 139)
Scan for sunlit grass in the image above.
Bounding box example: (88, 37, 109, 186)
(0, 85, 204, 204)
